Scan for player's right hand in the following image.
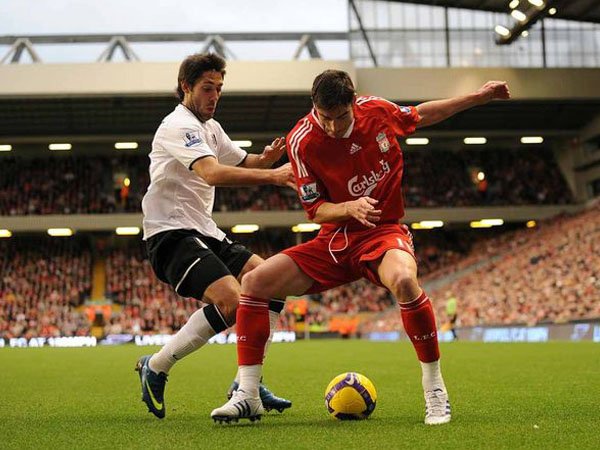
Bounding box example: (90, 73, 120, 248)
(476, 80, 510, 104)
(272, 162, 296, 190)
(344, 197, 382, 228)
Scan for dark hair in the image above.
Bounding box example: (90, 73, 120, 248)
(176, 53, 226, 101)
(311, 70, 355, 109)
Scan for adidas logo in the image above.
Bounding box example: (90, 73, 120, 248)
(350, 143, 362, 154)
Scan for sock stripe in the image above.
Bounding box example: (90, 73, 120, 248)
(240, 294, 270, 303)
(240, 300, 269, 308)
(399, 292, 428, 311)
(240, 295, 270, 308)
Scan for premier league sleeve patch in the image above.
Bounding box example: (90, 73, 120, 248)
(183, 130, 203, 147)
(300, 182, 320, 203)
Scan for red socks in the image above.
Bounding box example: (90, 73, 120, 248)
(237, 292, 440, 365)
(237, 294, 271, 366)
(399, 292, 440, 363)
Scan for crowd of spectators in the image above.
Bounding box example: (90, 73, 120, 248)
(403, 148, 573, 207)
(0, 224, 540, 338)
(103, 230, 302, 335)
(2, 206, 597, 338)
(0, 236, 92, 339)
(0, 157, 113, 215)
(296, 227, 514, 329)
(109, 155, 150, 213)
(101, 228, 480, 334)
(104, 239, 197, 336)
(0, 148, 574, 216)
(214, 185, 301, 212)
(360, 203, 600, 334)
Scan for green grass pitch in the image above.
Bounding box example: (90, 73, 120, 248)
(1, 340, 599, 449)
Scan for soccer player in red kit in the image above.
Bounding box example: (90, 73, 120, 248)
(212, 70, 510, 425)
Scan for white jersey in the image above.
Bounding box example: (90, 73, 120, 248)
(142, 104, 247, 240)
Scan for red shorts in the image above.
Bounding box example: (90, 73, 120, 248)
(282, 223, 415, 294)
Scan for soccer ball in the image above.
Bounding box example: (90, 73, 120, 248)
(324, 372, 377, 420)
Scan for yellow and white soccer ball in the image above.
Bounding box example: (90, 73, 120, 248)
(324, 372, 377, 420)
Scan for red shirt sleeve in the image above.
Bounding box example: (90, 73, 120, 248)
(381, 100, 421, 137)
(286, 129, 327, 221)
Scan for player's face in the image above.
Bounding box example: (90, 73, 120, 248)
(183, 70, 223, 121)
(314, 104, 354, 139)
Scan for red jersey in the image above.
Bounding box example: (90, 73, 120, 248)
(287, 96, 420, 233)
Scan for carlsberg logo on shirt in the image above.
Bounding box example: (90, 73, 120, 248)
(347, 159, 391, 197)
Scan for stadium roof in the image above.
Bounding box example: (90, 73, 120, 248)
(0, 63, 598, 145)
(0, 96, 597, 140)
(386, 0, 600, 23)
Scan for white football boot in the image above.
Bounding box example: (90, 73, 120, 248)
(424, 388, 451, 425)
(211, 389, 264, 424)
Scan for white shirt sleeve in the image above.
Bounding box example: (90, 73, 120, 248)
(214, 121, 248, 167)
(157, 124, 216, 170)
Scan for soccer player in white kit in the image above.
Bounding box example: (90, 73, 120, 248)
(136, 53, 295, 419)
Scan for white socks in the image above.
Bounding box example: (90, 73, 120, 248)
(238, 365, 262, 398)
(420, 359, 445, 391)
(149, 308, 216, 374)
(149, 302, 281, 381)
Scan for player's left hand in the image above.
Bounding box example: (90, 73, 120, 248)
(476, 81, 510, 104)
(260, 137, 286, 166)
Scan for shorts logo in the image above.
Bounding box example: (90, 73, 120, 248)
(300, 182, 320, 203)
(376, 132, 390, 153)
(399, 106, 412, 114)
(183, 131, 203, 147)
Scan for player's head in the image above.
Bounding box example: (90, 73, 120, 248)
(311, 70, 356, 139)
(177, 53, 226, 121)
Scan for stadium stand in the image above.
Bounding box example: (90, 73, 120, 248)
(0, 236, 91, 338)
(360, 202, 600, 334)
(1, 18, 599, 341)
(0, 157, 113, 215)
(0, 148, 575, 217)
(403, 148, 574, 207)
(0, 226, 483, 337)
(2, 197, 597, 338)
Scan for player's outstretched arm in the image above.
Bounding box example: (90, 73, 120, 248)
(416, 81, 510, 129)
(241, 137, 286, 169)
(192, 156, 295, 188)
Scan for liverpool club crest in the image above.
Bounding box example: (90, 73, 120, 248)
(376, 132, 390, 153)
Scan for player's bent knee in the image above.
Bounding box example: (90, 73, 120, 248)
(240, 267, 269, 296)
(390, 274, 420, 302)
(204, 278, 240, 321)
(237, 254, 264, 282)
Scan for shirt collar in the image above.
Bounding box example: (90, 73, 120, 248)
(311, 108, 355, 138)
